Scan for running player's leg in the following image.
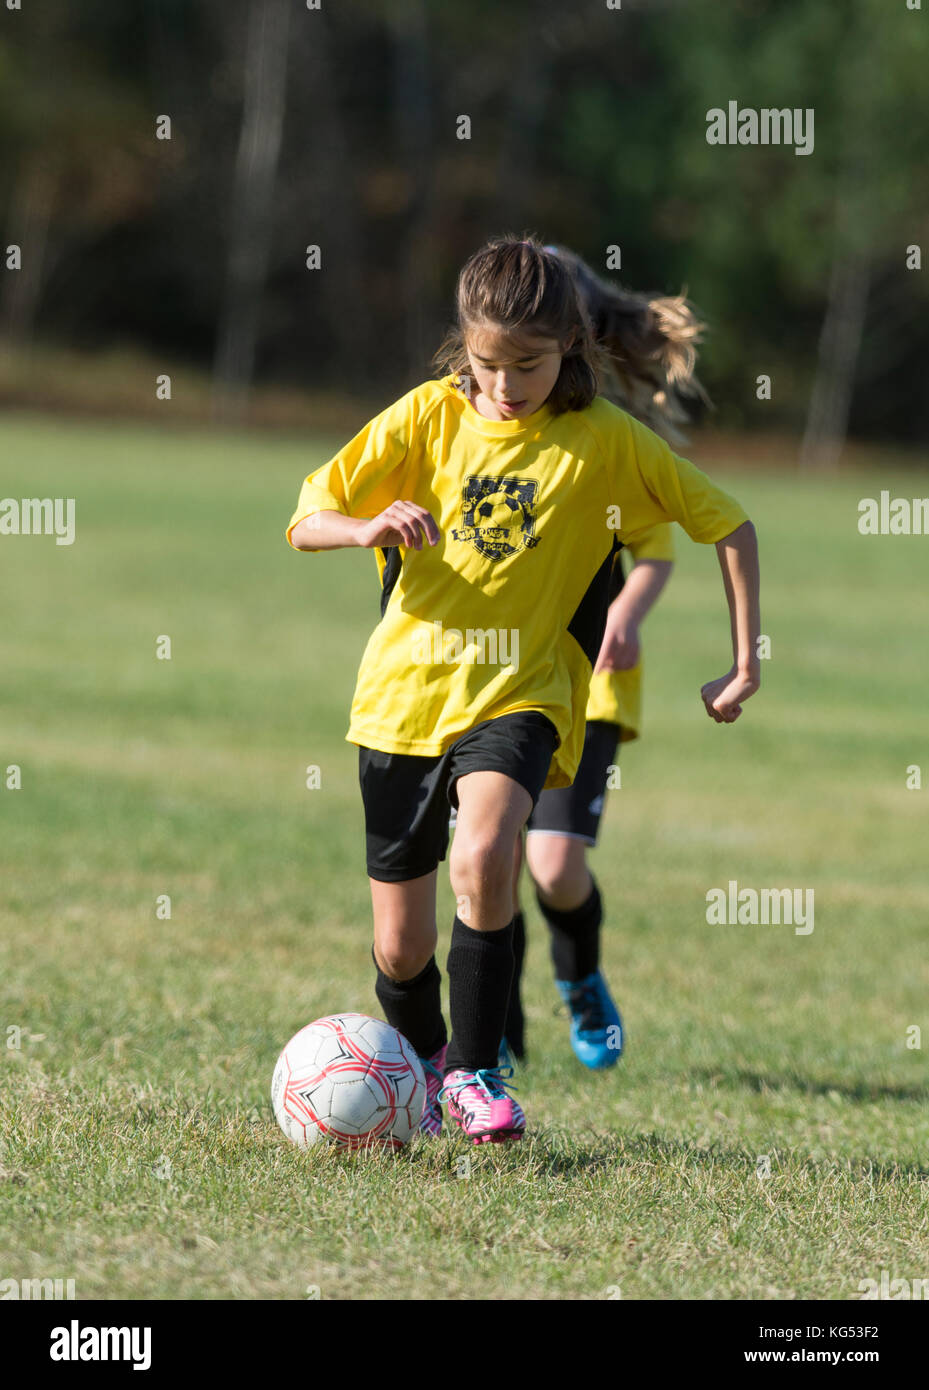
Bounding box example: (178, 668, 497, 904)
(439, 711, 557, 1141)
(371, 872, 437, 978)
(360, 747, 451, 1132)
(525, 832, 599, 976)
(369, 873, 448, 1136)
(442, 769, 531, 1141)
(448, 769, 530, 1051)
(525, 720, 623, 1069)
(529, 831, 592, 902)
(370, 872, 444, 1043)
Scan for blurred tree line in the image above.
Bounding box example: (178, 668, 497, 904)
(0, 0, 927, 451)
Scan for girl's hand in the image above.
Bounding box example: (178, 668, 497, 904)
(594, 620, 641, 673)
(700, 667, 760, 724)
(357, 502, 440, 551)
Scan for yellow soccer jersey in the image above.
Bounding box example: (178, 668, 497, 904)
(286, 375, 747, 789)
(586, 523, 676, 740)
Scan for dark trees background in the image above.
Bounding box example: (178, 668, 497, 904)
(1, 0, 926, 448)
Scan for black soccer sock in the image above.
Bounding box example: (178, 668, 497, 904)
(373, 951, 447, 1060)
(538, 879, 602, 983)
(444, 915, 515, 1074)
(503, 909, 527, 1059)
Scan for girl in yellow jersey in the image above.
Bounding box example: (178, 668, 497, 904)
(286, 235, 760, 1143)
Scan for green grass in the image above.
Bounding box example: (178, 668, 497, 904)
(1, 412, 928, 1300)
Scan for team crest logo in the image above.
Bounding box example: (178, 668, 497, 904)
(452, 476, 539, 561)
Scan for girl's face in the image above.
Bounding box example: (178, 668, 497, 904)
(465, 324, 569, 421)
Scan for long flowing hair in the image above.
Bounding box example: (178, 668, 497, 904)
(433, 233, 708, 442)
(547, 242, 709, 444)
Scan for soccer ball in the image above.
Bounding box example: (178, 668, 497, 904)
(271, 1013, 426, 1150)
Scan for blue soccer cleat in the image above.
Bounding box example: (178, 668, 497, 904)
(555, 971, 624, 1070)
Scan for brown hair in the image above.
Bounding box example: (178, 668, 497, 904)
(432, 234, 606, 415)
(548, 243, 709, 444)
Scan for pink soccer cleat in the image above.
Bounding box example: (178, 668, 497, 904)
(439, 1066, 525, 1144)
(418, 1045, 448, 1136)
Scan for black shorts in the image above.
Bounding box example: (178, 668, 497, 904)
(526, 719, 621, 846)
(359, 711, 559, 882)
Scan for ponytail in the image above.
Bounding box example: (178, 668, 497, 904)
(545, 244, 710, 444)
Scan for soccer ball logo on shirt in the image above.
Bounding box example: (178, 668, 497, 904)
(452, 476, 540, 561)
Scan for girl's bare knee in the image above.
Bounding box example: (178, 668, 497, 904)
(373, 932, 436, 981)
(450, 831, 513, 903)
(526, 834, 591, 908)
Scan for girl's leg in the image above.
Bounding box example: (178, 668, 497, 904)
(370, 870, 446, 1060)
(525, 833, 602, 982)
(526, 833, 592, 912)
(525, 830, 621, 1069)
(450, 771, 530, 930)
(445, 770, 531, 1073)
(371, 870, 438, 979)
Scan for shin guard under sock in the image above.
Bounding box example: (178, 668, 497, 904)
(538, 880, 602, 983)
(373, 951, 446, 1059)
(444, 915, 514, 1074)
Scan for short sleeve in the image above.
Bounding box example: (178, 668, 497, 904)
(285, 390, 417, 549)
(625, 522, 675, 563)
(617, 410, 749, 546)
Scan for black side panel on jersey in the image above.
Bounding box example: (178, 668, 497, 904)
(608, 541, 627, 603)
(567, 537, 621, 666)
(379, 546, 402, 618)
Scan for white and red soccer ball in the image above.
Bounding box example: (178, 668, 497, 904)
(271, 1013, 426, 1150)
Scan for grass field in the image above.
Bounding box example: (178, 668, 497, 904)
(2, 411, 928, 1301)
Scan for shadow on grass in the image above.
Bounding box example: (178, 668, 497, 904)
(688, 1067, 929, 1105)
(413, 1128, 929, 1183)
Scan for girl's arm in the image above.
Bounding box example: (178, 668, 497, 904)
(290, 503, 440, 552)
(594, 558, 673, 673)
(700, 520, 760, 723)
